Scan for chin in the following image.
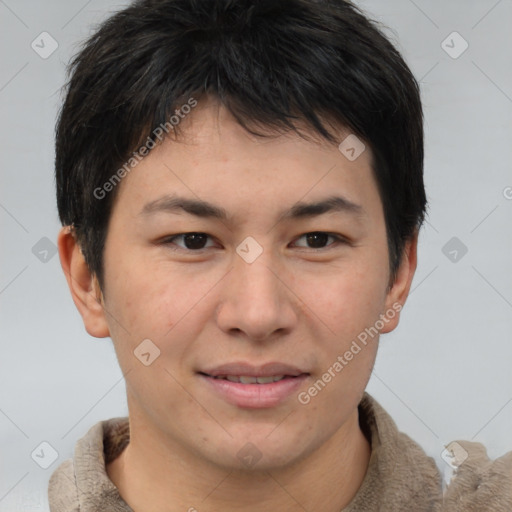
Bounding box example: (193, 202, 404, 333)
(203, 431, 316, 473)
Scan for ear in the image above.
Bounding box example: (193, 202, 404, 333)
(57, 226, 110, 338)
(380, 230, 419, 334)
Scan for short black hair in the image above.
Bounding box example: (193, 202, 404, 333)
(56, 0, 426, 289)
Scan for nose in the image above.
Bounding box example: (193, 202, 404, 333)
(215, 250, 299, 342)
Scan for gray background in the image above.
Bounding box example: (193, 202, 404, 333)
(1, 0, 511, 509)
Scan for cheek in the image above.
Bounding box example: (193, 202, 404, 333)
(103, 249, 180, 334)
(299, 271, 382, 409)
(103, 254, 226, 367)
(294, 262, 387, 340)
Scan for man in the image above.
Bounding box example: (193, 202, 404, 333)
(48, 0, 512, 510)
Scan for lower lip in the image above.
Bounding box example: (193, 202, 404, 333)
(199, 374, 309, 409)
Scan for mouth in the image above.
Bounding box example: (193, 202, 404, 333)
(199, 373, 301, 384)
(197, 362, 310, 408)
(199, 361, 306, 379)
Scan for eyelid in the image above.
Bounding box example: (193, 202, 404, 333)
(291, 232, 348, 250)
(162, 232, 218, 251)
(160, 231, 350, 252)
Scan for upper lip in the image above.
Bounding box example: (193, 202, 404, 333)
(199, 362, 308, 378)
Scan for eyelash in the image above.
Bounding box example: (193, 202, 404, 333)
(161, 232, 349, 252)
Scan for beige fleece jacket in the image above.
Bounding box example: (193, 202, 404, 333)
(47, 392, 512, 511)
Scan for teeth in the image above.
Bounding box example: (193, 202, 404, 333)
(270, 375, 287, 382)
(255, 376, 277, 384)
(214, 375, 288, 384)
(239, 375, 258, 384)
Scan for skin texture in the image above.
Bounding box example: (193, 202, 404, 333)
(58, 98, 418, 512)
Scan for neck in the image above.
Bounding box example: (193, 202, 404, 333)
(107, 408, 371, 512)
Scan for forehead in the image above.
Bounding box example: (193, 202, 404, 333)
(162, 99, 354, 160)
(110, 99, 381, 224)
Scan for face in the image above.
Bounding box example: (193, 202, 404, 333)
(67, 99, 415, 471)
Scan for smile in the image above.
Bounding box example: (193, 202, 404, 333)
(199, 372, 309, 409)
(207, 375, 290, 384)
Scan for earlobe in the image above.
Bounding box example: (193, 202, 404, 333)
(380, 231, 419, 334)
(57, 226, 110, 338)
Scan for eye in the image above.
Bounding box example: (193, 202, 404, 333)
(163, 232, 217, 251)
(292, 231, 345, 250)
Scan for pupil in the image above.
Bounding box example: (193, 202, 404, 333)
(307, 232, 328, 248)
(184, 233, 207, 249)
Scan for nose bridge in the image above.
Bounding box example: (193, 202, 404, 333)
(216, 246, 297, 339)
(235, 251, 279, 302)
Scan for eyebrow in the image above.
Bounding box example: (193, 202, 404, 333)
(279, 195, 365, 222)
(140, 194, 365, 222)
